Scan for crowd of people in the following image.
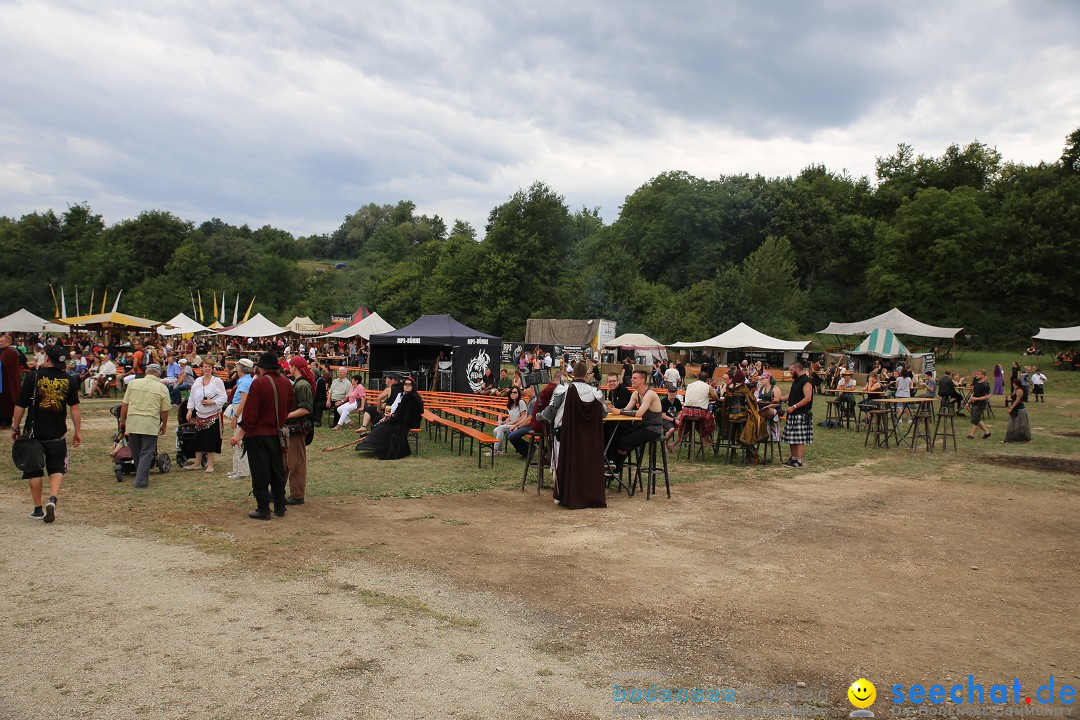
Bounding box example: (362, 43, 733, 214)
(1, 327, 1066, 522)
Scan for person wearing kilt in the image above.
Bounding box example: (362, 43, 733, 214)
(781, 362, 813, 469)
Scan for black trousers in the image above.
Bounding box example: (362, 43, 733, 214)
(244, 435, 286, 511)
(607, 427, 662, 471)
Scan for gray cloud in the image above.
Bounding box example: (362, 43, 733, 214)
(0, 0, 1077, 236)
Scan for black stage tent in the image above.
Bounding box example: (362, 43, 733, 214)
(368, 315, 501, 393)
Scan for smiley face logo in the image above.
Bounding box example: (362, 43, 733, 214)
(848, 678, 876, 709)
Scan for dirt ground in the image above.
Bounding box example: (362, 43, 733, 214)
(2, 458, 1079, 719)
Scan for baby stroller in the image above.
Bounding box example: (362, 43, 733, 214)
(175, 403, 204, 468)
(109, 405, 172, 482)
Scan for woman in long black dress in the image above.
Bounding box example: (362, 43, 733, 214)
(1003, 376, 1031, 443)
(356, 376, 424, 459)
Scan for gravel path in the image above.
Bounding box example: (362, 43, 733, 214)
(0, 495, 609, 720)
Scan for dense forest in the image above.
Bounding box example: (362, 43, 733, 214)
(3, 129, 1079, 347)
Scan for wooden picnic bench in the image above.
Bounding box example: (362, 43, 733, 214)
(422, 410, 497, 468)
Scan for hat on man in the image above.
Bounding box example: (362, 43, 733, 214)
(144, 363, 162, 375)
(179, 358, 188, 364)
(841, 369, 852, 375)
(238, 358, 254, 370)
(256, 351, 280, 370)
(45, 345, 69, 365)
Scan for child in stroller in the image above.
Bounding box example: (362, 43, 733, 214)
(109, 405, 172, 483)
(175, 403, 205, 469)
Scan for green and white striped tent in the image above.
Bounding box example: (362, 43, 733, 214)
(852, 328, 909, 358)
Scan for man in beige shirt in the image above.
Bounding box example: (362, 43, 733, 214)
(119, 363, 171, 489)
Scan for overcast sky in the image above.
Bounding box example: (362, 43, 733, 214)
(1, 0, 1078, 238)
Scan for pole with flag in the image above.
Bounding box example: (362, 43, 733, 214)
(233, 294, 239, 326)
(197, 290, 204, 322)
(242, 296, 256, 322)
(60, 287, 67, 319)
(49, 285, 59, 318)
(220, 291, 226, 324)
(111, 289, 122, 312)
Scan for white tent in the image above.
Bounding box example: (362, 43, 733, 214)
(1033, 326, 1080, 342)
(156, 313, 212, 336)
(321, 311, 396, 339)
(0, 309, 69, 334)
(670, 323, 809, 351)
(215, 313, 288, 338)
(603, 333, 665, 350)
(603, 332, 666, 364)
(818, 307, 962, 339)
(285, 316, 323, 335)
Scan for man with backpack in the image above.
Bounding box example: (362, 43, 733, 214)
(12, 345, 82, 522)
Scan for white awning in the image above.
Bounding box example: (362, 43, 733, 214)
(670, 323, 809, 351)
(320, 311, 396, 339)
(0, 309, 69, 334)
(1033, 326, 1080, 342)
(818, 308, 961, 339)
(285, 316, 323, 335)
(157, 313, 212, 336)
(215, 313, 288, 337)
(602, 332, 665, 349)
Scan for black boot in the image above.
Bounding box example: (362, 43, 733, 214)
(248, 507, 271, 520)
(273, 494, 287, 517)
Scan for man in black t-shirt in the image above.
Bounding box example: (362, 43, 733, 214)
(12, 345, 82, 523)
(781, 362, 813, 469)
(965, 369, 992, 439)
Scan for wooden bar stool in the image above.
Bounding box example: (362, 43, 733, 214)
(758, 425, 785, 464)
(933, 406, 958, 452)
(825, 400, 841, 427)
(910, 410, 934, 452)
(864, 410, 892, 448)
(521, 429, 550, 494)
(678, 417, 707, 461)
(633, 438, 670, 499)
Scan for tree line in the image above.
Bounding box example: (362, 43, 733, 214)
(2, 128, 1078, 348)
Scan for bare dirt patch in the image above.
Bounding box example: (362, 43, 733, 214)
(979, 454, 1080, 475)
(3, 459, 1079, 719)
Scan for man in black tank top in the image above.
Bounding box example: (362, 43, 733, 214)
(781, 362, 813, 468)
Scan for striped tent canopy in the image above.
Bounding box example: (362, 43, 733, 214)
(852, 328, 909, 358)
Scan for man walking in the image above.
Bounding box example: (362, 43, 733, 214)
(965, 369, 992, 439)
(12, 345, 82, 522)
(782, 362, 813, 468)
(231, 352, 293, 520)
(118, 363, 171, 488)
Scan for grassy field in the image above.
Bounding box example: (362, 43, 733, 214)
(9, 349, 1073, 538)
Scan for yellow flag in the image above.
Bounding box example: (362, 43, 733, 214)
(242, 296, 256, 322)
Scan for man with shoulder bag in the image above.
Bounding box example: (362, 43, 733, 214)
(230, 352, 293, 520)
(12, 345, 82, 523)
